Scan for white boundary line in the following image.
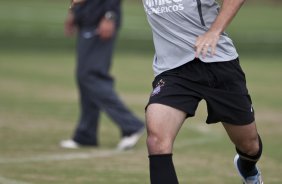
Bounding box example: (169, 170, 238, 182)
(0, 136, 217, 165)
(0, 149, 123, 164)
(0, 176, 32, 184)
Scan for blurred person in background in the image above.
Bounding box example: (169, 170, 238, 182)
(60, 0, 144, 151)
(143, 0, 263, 183)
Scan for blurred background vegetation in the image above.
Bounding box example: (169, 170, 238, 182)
(0, 0, 281, 56)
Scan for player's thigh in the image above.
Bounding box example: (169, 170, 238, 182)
(146, 103, 186, 140)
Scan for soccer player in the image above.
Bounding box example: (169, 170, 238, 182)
(142, 0, 263, 183)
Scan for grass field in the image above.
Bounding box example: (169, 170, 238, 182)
(0, 0, 281, 184)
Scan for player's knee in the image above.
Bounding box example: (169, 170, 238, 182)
(237, 135, 261, 156)
(146, 133, 172, 154)
(238, 139, 259, 155)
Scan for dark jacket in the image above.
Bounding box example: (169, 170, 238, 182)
(72, 0, 121, 28)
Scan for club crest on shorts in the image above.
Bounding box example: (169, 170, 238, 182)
(151, 79, 165, 96)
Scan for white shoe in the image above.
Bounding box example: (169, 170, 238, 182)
(60, 139, 81, 149)
(116, 129, 145, 151)
(234, 154, 263, 184)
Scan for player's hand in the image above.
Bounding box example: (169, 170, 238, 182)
(64, 11, 77, 37)
(97, 18, 115, 40)
(194, 31, 220, 59)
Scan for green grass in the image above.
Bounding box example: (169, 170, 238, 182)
(0, 0, 282, 183)
(0, 51, 282, 184)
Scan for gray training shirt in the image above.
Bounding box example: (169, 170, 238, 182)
(142, 0, 239, 76)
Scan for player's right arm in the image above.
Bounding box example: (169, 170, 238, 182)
(195, 0, 245, 58)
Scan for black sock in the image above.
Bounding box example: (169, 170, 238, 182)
(236, 135, 263, 178)
(149, 154, 179, 184)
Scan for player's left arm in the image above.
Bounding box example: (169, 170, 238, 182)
(195, 0, 246, 58)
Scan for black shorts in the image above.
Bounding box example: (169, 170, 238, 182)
(146, 58, 255, 125)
